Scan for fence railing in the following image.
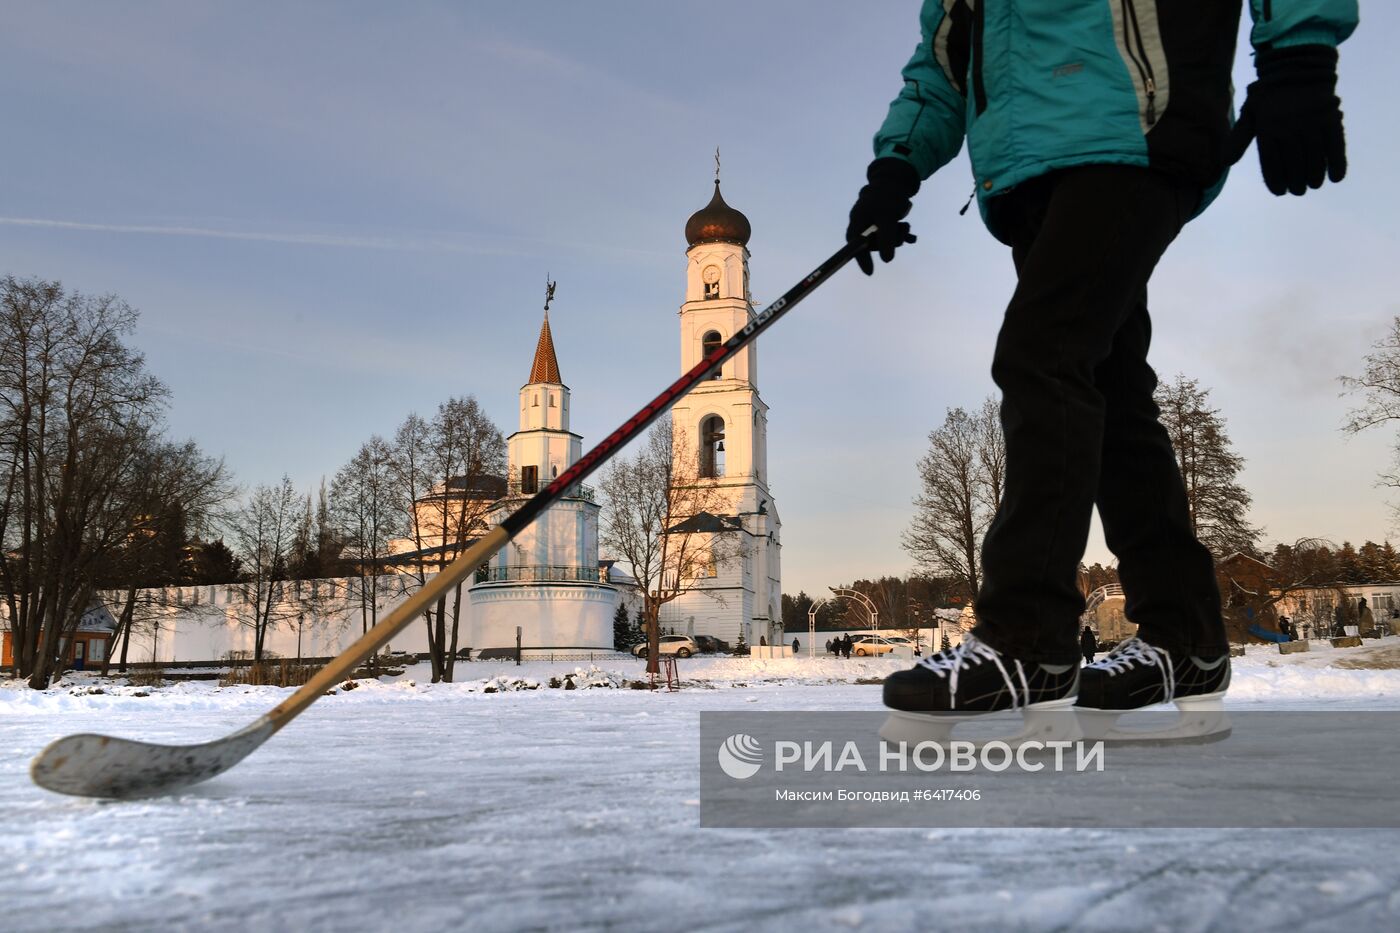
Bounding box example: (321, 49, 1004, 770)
(502, 480, 596, 502)
(475, 565, 608, 584)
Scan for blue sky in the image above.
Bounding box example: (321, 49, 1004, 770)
(2, 2, 1397, 596)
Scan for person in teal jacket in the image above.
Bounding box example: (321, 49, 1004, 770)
(862, 1, 1357, 730)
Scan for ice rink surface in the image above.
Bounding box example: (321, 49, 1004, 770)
(6, 645, 1400, 932)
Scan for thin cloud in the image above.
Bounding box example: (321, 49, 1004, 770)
(0, 215, 672, 260)
(0, 215, 516, 256)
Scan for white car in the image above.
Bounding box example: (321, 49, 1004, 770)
(631, 635, 696, 659)
(851, 635, 912, 657)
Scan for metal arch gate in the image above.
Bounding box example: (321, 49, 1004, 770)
(807, 588, 881, 658)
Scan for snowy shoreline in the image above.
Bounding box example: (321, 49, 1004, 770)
(8, 637, 1400, 716)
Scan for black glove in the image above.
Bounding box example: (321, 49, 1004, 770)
(1228, 44, 1346, 196)
(846, 157, 920, 275)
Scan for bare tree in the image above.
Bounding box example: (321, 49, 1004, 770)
(598, 419, 741, 675)
(974, 396, 1006, 517)
(1342, 317, 1400, 519)
(1155, 374, 1259, 558)
(904, 401, 1003, 599)
(330, 436, 398, 647)
(0, 276, 169, 687)
(229, 476, 301, 663)
(390, 398, 505, 682)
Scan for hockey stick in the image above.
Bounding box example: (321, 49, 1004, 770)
(30, 230, 878, 799)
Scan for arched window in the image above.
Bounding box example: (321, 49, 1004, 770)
(533, 394, 540, 407)
(700, 415, 726, 478)
(549, 393, 557, 408)
(702, 331, 722, 380)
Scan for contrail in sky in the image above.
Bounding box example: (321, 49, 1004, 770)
(0, 215, 511, 255)
(0, 215, 670, 259)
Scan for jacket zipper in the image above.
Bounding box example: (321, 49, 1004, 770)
(971, 0, 988, 115)
(1120, 0, 1158, 126)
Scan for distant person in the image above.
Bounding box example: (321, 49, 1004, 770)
(841, 636, 852, 660)
(792, 638, 800, 654)
(1080, 626, 1098, 665)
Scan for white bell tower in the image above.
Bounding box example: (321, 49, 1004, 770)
(663, 175, 782, 647)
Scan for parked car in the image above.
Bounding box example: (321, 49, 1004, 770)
(881, 635, 923, 656)
(693, 635, 730, 654)
(850, 635, 907, 657)
(631, 634, 697, 659)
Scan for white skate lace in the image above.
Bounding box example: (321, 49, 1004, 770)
(1087, 637, 1176, 703)
(915, 634, 1028, 711)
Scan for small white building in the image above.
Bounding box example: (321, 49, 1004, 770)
(1276, 583, 1400, 636)
(468, 308, 618, 654)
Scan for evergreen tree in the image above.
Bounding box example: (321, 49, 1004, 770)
(190, 539, 241, 585)
(613, 602, 634, 650)
(1383, 541, 1400, 582)
(782, 591, 813, 631)
(1358, 540, 1386, 582)
(1337, 541, 1361, 584)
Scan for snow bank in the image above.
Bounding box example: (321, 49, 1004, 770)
(9, 638, 1400, 715)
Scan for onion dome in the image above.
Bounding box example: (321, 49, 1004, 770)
(685, 181, 751, 248)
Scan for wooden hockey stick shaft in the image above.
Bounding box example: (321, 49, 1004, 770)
(30, 232, 874, 798)
(270, 231, 872, 728)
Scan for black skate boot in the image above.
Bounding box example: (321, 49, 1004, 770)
(1076, 637, 1231, 743)
(880, 634, 1080, 746)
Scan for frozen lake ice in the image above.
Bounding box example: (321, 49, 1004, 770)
(6, 646, 1400, 932)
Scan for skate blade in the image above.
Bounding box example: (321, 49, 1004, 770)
(1076, 692, 1230, 746)
(879, 696, 1081, 749)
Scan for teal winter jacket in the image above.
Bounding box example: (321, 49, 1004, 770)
(874, 0, 1358, 235)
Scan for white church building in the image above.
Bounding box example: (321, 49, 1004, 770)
(660, 179, 783, 648)
(70, 175, 784, 666)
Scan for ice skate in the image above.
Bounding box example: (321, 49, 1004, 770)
(879, 634, 1080, 748)
(1075, 637, 1231, 744)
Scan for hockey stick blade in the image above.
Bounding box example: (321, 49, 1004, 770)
(30, 233, 872, 799)
(31, 722, 275, 800)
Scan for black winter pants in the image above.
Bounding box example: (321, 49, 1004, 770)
(971, 165, 1227, 665)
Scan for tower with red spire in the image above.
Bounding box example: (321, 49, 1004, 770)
(468, 286, 617, 655)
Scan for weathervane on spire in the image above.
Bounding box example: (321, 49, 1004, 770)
(714, 146, 721, 184)
(543, 276, 556, 314)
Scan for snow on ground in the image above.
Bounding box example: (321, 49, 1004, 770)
(6, 640, 1400, 932)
